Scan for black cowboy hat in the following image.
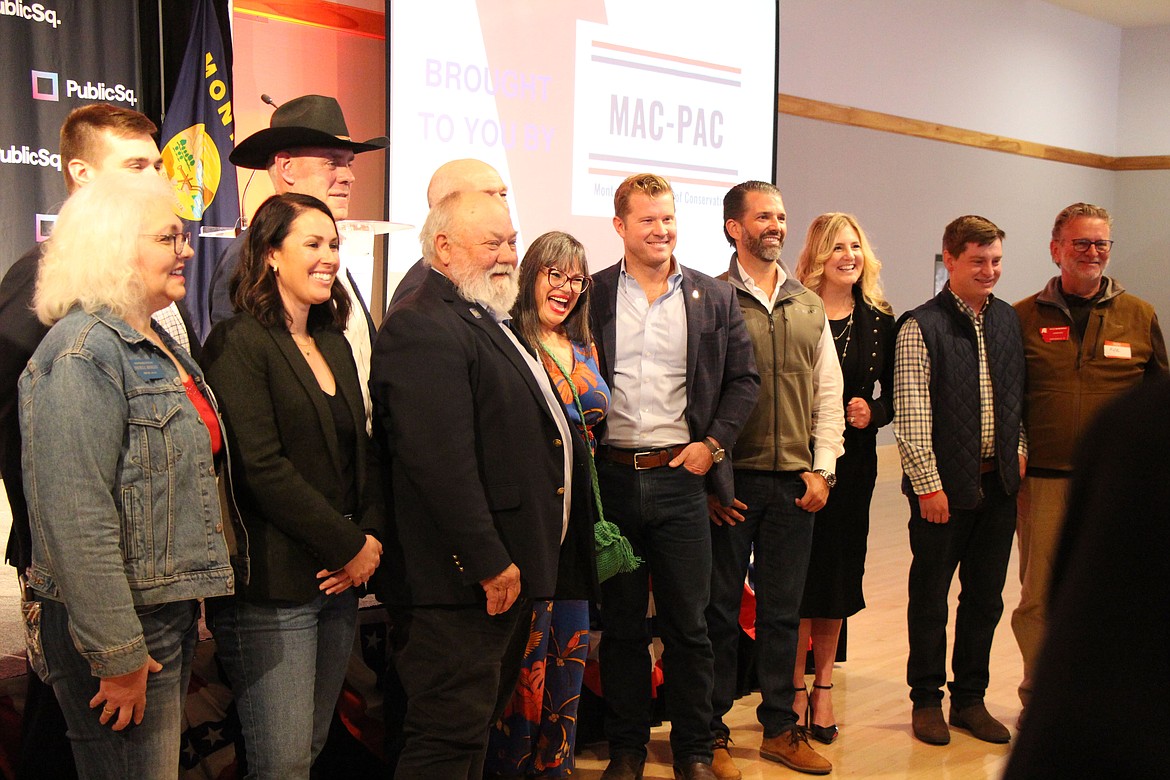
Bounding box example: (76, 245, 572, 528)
(230, 94, 389, 170)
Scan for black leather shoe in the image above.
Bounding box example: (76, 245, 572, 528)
(673, 759, 717, 780)
(601, 751, 646, 780)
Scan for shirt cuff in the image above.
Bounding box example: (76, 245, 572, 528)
(909, 471, 944, 496)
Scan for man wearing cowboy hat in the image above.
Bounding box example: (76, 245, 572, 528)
(206, 95, 388, 420)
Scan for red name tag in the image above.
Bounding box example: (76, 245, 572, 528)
(1040, 326, 1070, 342)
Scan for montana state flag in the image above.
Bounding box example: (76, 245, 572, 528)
(161, 0, 238, 340)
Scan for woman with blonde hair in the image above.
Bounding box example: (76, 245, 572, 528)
(19, 172, 234, 777)
(792, 213, 895, 743)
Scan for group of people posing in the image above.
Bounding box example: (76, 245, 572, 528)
(1, 96, 1164, 780)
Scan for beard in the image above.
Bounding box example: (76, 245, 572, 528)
(450, 262, 519, 316)
(743, 230, 783, 262)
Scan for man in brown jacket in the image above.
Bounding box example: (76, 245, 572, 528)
(1012, 202, 1168, 717)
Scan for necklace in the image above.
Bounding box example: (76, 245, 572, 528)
(291, 333, 315, 357)
(832, 310, 854, 360)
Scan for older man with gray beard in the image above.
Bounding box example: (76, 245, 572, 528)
(369, 191, 574, 779)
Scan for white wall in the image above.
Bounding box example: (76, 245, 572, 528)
(777, 115, 1116, 319)
(1118, 26, 1170, 156)
(779, 0, 1122, 155)
(777, 0, 1170, 328)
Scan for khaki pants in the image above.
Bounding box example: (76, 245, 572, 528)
(1010, 474, 1072, 705)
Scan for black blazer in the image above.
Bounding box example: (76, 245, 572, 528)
(0, 246, 48, 571)
(370, 270, 567, 606)
(202, 313, 381, 603)
(845, 288, 896, 438)
(589, 262, 760, 504)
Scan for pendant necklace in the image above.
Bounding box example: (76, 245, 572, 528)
(291, 333, 315, 357)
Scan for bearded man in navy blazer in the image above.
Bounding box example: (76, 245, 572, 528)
(369, 191, 574, 779)
(591, 173, 759, 780)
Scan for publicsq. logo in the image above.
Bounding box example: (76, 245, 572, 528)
(0, 1, 61, 28)
(31, 70, 58, 101)
(162, 124, 222, 221)
(36, 213, 56, 242)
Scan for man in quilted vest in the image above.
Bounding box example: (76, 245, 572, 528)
(893, 215, 1026, 747)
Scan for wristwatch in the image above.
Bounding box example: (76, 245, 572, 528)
(703, 438, 726, 464)
(812, 468, 837, 488)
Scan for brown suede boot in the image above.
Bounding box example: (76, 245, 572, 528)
(912, 706, 951, 745)
(949, 702, 1011, 744)
(711, 735, 742, 780)
(759, 727, 832, 775)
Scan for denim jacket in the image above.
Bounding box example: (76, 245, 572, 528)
(19, 307, 234, 676)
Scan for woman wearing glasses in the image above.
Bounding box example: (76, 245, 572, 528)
(484, 231, 626, 778)
(201, 193, 383, 779)
(19, 173, 234, 778)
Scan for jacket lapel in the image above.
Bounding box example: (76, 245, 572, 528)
(432, 272, 555, 422)
(681, 268, 701, 395)
(593, 265, 619, 386)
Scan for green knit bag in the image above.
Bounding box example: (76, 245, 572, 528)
(541, 344, 642, 583)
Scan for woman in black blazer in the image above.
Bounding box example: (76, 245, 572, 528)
(202, 193, 382, 779)
(792, 213, 896, 744)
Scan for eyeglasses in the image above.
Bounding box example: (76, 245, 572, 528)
(546, 267, 591, 293)
(142, 232, 192, 255)
(1068, 238, 1113, 254)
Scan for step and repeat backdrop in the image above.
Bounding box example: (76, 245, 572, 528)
(0, 1, 140, 279)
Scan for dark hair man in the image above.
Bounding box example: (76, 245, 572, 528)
(894, 215, 1025, 747)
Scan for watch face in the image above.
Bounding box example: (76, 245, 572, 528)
(712, 449, 725, 463)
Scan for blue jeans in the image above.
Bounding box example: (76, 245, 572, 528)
(597, 459, 714, 764)
(208, 590, 358, 779)
(39, 597, 198, 780)
(906, 474, 1016, 708)
(707, 470, 813, 738)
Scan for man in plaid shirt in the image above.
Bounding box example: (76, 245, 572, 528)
(893, 215, 1026, 748)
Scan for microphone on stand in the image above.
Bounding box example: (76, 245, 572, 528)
(238, 93, 280, 232)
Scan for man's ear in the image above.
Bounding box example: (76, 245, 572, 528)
(432, 233, 453, 268)
(66, 158, 92, 189)
(271, 152, 295, 187)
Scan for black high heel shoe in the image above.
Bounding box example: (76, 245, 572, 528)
(809, 683, 838, 744)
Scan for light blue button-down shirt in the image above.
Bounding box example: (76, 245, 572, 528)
(605, 258, 691, 449)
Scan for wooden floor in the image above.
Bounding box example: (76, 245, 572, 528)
(0, 445, 1025, 777)
(573, 445, 1023, 779)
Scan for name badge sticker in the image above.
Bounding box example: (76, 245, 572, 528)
(1040, 326, 1070, 343)
(1103, 341, 1132, 359)
(130, 354, 167, 381)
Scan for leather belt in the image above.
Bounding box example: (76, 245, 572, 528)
(979, 458, 997, 474)
(603, 445, 687, 470)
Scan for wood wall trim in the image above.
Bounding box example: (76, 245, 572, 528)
(778, 94, 1170, 172)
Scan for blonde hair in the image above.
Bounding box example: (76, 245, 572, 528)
(614, 173, 673, 219)
(795, 212, 891, 314)
(35, 172, 178, 325)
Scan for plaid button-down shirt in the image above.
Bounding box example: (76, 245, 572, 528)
(894, 289, 1027, 495)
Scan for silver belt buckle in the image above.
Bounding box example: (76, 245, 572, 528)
(633, 450, 657, 470)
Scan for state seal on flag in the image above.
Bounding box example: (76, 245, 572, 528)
(162, 123, 223, 221)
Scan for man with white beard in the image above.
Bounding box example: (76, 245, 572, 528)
(369, 191, 574, 779)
